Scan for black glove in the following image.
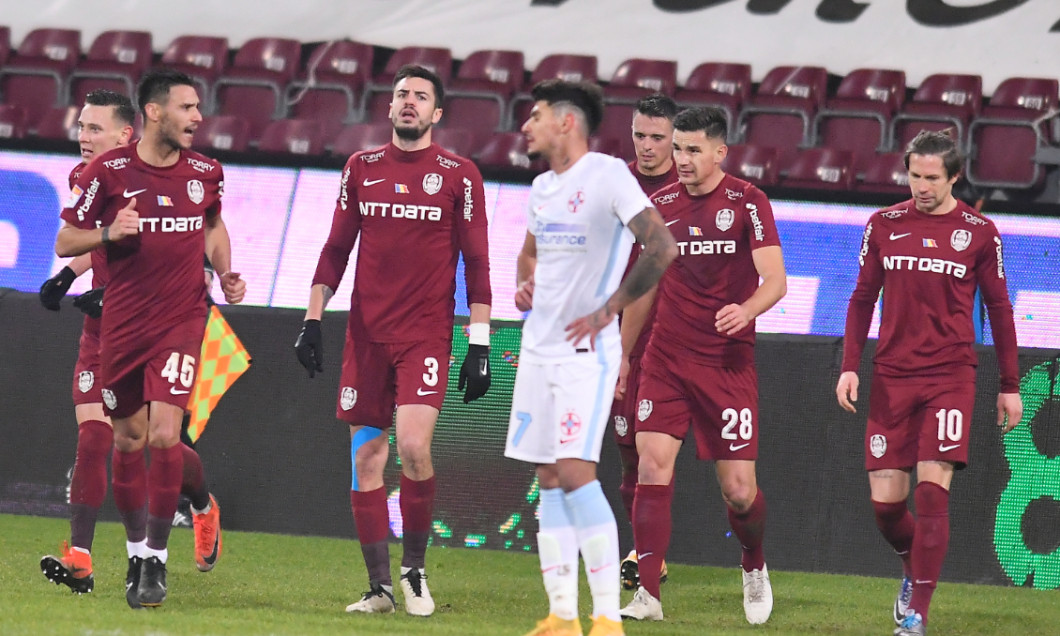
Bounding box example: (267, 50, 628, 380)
(73, 287, 105, 319)
(458, 344, 491, 403)
(295, 319, 324, 378)
(39, 266, 77, 310)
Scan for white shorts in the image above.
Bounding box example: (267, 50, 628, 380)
(504, 348, 621, 465)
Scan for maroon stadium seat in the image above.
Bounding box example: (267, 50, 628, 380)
(192, 115, 251, 153)
(432, 126, 476, 159)
(212, 37, 301, 141)
(287, 40, 373, 140)
(891, 73, 982, 151)
(68, 30, 153, 105)
(331, 122, 393, 157)
(508, 54, 599, 130)
(257, 118, 325, 156)
(588, 135, 622, 158)
(605, 58, 678, 102)
(674, 62, 752, 130)
(0, 26, 11, 67)
(966, 77, 1059, 189)
(721, 144, 780, 187)
(737, 66, 828, 156)
(0, 28, 81, 129)
(780, 148, 855, 191)
(855, 152, 910, 195)
(33, 105, 79, 140)
(595, 102, 637, 161)
(361, 46, 453, 124)
(0, 104, 27, 139)
(445, 49, 525, 132)
(474, 131, 545, 174)
(814, 68, 906, 173)
(160, 35, 230, 107)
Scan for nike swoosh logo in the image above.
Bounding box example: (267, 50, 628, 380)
(123, 188, 147, 198)
(479, 359, 489, 375)
(589, 564, 612, 573)
(416, 388, 438, 396)
(729, 442, 750, 452)
(665, 219, 680, 226)
(915, 579, 934, 585)
(890, 232, 911, 240)
(170, 387, 190, 395)
(201, 536, 220, 566)
(938, 443, 960, 452)
(637, 552, 653, 559)
(362, 178, 385, 186)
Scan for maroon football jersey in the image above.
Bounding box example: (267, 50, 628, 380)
(68, 162, 108, 290)
(60, 141, 222, 348)
(648, 174, 781, 367)
(313, 142, 491, 342)
(842, 199, 1019, 392)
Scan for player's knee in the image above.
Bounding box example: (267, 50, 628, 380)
(720, 481, 756, 512)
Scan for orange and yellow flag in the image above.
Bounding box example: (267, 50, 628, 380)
(186, 305, 252, 443)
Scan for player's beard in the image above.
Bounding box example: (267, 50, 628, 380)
(393, 119, 432, 142)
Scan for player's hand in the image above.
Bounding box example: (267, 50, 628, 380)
(219, 271, 246, 304)
(39, 266, 77, 310)
(836, 371, 859, 413)
(715, 302, 754, 336)
(295, 319, 324, 378)
(997, 392, 1023, 433)
(108, 198, 140, 241)
(458, 344, 491, 403)
(514, 276, 534, 312)
(72, 287, 104, 319)
(565, 306, 616, 351)
(615, 357, 631, 399)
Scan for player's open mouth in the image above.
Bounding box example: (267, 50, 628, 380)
(80, 147, 93, 159)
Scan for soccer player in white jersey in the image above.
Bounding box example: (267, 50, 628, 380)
(506, 79, 677, 636)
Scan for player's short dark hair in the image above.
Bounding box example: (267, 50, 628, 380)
(530, 79, 604, 136)
(84, 89, 136, 126)
(393, 64, 445, 107)
(136, 68, 197, 115)
(903, 130, 963, 179)
(672, 106, 728, 143)
(635, 93, 678, 121)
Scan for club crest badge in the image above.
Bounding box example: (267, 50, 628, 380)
(716, 208, 735, 231)
(340, 387, 358, 411)
(187, 179, 205, 204)
(870, 434, 887, 458)
(77, 371, 94, 393)
(950, 229, 972, 252)
(422, 173, 443, 195)
(637, 399, 653, 422)
(614, 415, 628, 437)
(102, 389, 117, 411)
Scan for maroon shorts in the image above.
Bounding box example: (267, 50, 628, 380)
(866, 376, 974, 471)
(636, 348, 759, 461)
(101, 316, 206, 419)
(610, 354, 644, 447)
(337, 323, 452, 427)
(72, 317, 102, 406)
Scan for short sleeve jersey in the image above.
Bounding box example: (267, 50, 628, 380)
(312, 142, 491, 342)
(60, 141, 222, 347)
(67, 162, 108, 289)
(649, 174, 781, 367)
(842, 199, 1019, 391)
(521, 152, 651, 361)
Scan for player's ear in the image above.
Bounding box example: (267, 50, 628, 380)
(431, 106, 443, 125)
(143, 102, 160, 124)
(715, 142, 728, 165)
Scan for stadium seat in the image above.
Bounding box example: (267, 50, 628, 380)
(890, 73, 982, 152)
(604, 58, 678, 102)
(0, 28, 81, 129)
(966, 77, 1059, 189)
(212, 37, 302, 141)
(360, 46, 454, 124)
(445, 49, 525, 133)
(737, 65, 828, 155)
(257, 118, 324, 156)
(0, 104, 27, 139)
(595, 102, 637, 161)
(67, 30, 152, 106)
(33, 105, 79, 140)
(721, 144, 780, 187)
(473, 131, 545, 174)
(508, 54, 599, 130)
(160, 35, 230, 106)
(588, 135, 622, 158)
(855, 151, 910, 195)
(0, 26, 10, 67)
(780, 148, 855, 191)
(432, 126, 476, 158)
(331, 122, 393, 157)
(813, 68, 906, 173)
(287, 40, 374, 140)
(674, 62, 752, 130)
(192, 115, 251, 153)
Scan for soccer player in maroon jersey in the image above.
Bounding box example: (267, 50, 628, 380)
(836, 130, 1022, 636)
(53, 70, 245, 609)
(39, 89, 225, 599)
(614, 93, 679, 591)
(295, 65, 492, 617)
(619, 106, 786, 624)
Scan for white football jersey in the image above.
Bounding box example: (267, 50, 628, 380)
(521, 152, 651, 361)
